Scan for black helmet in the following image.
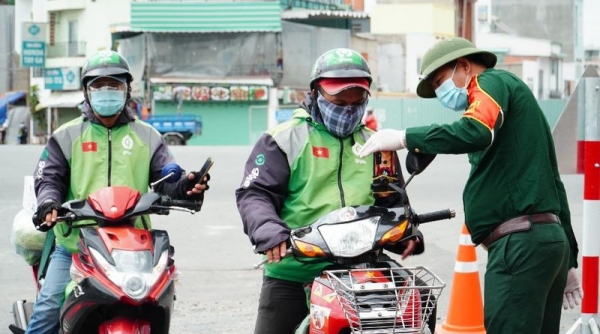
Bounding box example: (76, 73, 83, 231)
(309, 48, 372, 90)
(81, 50, 133, 87)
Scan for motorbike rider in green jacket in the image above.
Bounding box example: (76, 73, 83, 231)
(236, 48, 426, 334)
(25, 50, 209, 334)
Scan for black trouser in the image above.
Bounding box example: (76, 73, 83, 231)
(253, 276, 308, 334)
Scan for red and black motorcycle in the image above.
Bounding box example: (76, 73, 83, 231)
(11, 163, 203, 334)
(258, 152, 454, 334)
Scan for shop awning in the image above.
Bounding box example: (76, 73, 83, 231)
(36, 91, 85, 111)
(281, 9, 369, 19)
(130, 2, 282, 33)
(150, 77, 274, 86)
(0, 91, 26, 124)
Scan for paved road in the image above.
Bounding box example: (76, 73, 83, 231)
(0, 145, 586, 333)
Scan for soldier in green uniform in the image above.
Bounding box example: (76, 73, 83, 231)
(358, 37, 582, 334)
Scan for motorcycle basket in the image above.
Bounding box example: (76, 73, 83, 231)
(325, 266, 445, 333)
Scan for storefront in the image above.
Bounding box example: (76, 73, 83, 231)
(150, 77, 274, 145)
(112, 1, 283, 145)
(35, 90, 84, 142)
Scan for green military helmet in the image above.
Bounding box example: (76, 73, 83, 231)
(81, 50, 133, 87)
(416, 37, 497, 98)
(309, 48, 372, 90)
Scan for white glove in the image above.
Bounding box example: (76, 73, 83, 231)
(563, 267, 584, 310)
(358, 129, 406, 158)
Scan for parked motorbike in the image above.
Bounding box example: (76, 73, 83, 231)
(10, 163, 203, 334)
(256, 152, 455, 334)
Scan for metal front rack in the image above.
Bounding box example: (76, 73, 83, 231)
(325, 266, 445, 334)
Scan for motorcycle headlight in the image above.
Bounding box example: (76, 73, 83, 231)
(318, 217, 379, 257)
(89, 248, 169, 300)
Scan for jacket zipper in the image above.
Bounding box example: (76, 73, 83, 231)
(337, 137, 346, 207)
(107, 129, 112, 186)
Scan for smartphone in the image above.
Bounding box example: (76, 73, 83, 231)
(194, 157, 214, 183)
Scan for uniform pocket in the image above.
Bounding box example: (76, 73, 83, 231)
(533, 223, 566, 245)
(501, 230, 534, 274)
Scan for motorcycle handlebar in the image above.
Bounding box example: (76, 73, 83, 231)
(158, 197, 202, 212)
(416, 209, 455, 224)
(253, 248, 293, 269)
(33, 212, 77, 230)
(32, 195, 201, 228)
(252, 209, 456, 269)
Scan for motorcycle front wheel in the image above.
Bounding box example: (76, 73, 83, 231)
(10, 300, 34, 334)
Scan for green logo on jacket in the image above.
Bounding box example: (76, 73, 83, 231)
(40, 149, 49, 160)
(255, 154, 265, 166)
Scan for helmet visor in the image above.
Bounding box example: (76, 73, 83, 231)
(319, 78, 371, 95)
(87, 75, 128, 88)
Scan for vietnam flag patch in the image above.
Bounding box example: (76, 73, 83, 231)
(82, 141, 98, 152)
(312, 146, 329, 158)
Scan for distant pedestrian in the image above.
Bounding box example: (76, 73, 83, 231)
(17, 122, 28, 145)
(0, 125, 7, 145)
(364, 107, 378, 131)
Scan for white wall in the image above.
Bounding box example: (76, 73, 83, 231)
(520, 58, 564, 99)
(14, 0, 33, 55)
(364, 0, 376, 14)
(15, 0, 130, 98)
(521, 60, 539, 99)
(370, 3, 454, 36)
(477, 33, 553, 57)
(583, 0, 600, 48)
(14, 0, 48, 99)
(477, 32, 567, 98)
(405, 33, 438, 94)
(474, 0, 492, 36)
(81, 0, 130, 55)
(43, 1, 129, 68)
(377, 43, 405, 92)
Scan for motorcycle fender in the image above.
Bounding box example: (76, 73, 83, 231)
(309, 279, 346, 334)
(98, 316, 151, 334)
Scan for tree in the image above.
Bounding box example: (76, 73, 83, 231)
(27, 84, 45, 136)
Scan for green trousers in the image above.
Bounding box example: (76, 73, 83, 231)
(484, 222, 569, 334)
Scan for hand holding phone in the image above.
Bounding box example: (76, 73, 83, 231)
(193, 157, 214, 185)
(182, 157, 213, 199)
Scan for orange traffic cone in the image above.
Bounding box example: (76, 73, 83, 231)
(436, 224, 486, 334)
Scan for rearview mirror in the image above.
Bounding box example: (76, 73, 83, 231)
(161, 163, 183, 183)
(406, 152, 436, 175)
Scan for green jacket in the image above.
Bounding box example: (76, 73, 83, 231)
(34, 104, 177, 254)
(406, 68, 579, 268)
(236, 105, 376, 283)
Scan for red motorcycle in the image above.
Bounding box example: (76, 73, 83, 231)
(257, 152, 454, 334)
(10, 163, 203, 334)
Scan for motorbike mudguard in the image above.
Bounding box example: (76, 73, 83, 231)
(98, 316, 151, 334)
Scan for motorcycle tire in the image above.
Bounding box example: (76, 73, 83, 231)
(12, 300, 34, 329)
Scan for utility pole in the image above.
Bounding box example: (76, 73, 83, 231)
(456, 0, 475, 42)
